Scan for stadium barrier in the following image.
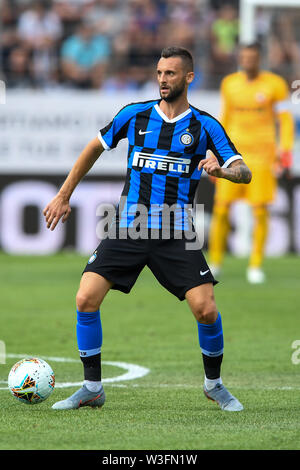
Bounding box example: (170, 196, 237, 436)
(0, 174, 299, 255)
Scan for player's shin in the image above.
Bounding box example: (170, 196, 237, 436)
(197, 313, 224, 389)
(76, 309, 102, 392)
(249, 205, 268, 268)
(208, 204, 230, 271)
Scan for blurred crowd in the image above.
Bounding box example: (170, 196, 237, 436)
(1, 0, 300, 91)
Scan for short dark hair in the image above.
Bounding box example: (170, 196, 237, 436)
(240, 41, 262, 54)
(160, 46, 194, 72)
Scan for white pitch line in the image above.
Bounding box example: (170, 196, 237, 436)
(1, 380, 300, 391)
(96, 384, 300, 390)
(0, 354, 150, 390)
(5, 353, 78, 363)
(1, 354, 300, 391)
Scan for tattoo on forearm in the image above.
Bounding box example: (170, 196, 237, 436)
(222, 161, 252, 184)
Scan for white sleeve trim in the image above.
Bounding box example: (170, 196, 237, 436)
(222, 154, 243, 168)
(274, 99, 290, 113)
(98, 131, 111, 151)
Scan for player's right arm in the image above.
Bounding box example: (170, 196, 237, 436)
(199, 111, 251, 184)
(219, 77, 230, 130)
(43, 137, 104, 231)
(272, 75, 295, 176)
(44, 102, 139, 231)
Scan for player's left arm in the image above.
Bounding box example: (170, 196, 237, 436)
(198, 154, 252, 184)
(273, 76, 295, 174)
(276, 111, 294, 173)
(200, 115, 252, 184)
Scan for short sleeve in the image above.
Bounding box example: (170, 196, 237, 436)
(98, 104, 134, 151)
(272, 76, 290, 114)
(204, 117, 242, 168)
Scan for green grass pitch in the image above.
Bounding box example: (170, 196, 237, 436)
(0, 251, 299, 450)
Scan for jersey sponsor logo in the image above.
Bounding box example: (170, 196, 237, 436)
(180, 132, 194, 146)
(233, 106, 264, 112)
(132, 151, 191, 174)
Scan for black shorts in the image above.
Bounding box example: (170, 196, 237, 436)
(83, 234, 217, 301)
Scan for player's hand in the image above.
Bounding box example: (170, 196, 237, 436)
(280, 150, 293, 169)
(198, 154, 223, 178)
(43, 194, 71, 231)
(276, 150, 293, 179)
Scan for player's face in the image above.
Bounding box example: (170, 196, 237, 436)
(239, 48, 260, 75)
(157, 57, 193, 102)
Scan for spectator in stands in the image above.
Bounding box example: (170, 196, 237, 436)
(267, 13, 300, 84)
(162, 0, 204, 68)
(131, 0, 161, 33)
(0, 0, 17, 26)
(61, 20, 111, 88)
(53, 0, 93, 35)
(17, 1, 62, 50)
(207, 3, 239, 88)
(127, 29, 160, 68)
(125, 28, 161, 89)
(17, 0, 63, 87)
(211, 4, 238, 59)
(5, 46, 34, 88)
(166, 0, 199, 25)
(0, 1, 19, 81)
(101, 66, 137, 92)
(83, 0, 129, 39)
(3, 0, 298, 92)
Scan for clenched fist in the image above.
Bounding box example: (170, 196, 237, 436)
(198, 154, 223, 178)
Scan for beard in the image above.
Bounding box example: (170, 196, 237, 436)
(160, 78, 186, 102)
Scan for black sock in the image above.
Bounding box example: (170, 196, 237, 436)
(202, 353, 223, 379)
(80, 353, 101, 381)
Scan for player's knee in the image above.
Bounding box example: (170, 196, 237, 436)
(253, 205, 268, 218)
(76, 290, 100, 312)
(192, 300, 218, 324)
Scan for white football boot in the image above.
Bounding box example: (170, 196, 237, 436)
(52, 384, 105, 410)
(246, 267, 266, 284)
(204, 383, 243, 412)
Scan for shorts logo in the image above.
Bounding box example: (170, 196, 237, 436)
(132, 151, 191, 174)
(88, 252, 97, 264)
(180, 132, 194, 146)
(200, 269, 209, 276)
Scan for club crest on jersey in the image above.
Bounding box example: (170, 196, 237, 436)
(180, 132, 194, 146)
(255, 92, 266, 103)
(132, 151, 191, 174)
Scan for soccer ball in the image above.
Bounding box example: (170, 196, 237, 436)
(8, 357, 55, 405)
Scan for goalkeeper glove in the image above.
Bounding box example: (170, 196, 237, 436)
(280, 150, 293, 169)
(277, 150, 293, 178)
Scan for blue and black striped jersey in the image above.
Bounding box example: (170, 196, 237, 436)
(98, 99, 242, 230)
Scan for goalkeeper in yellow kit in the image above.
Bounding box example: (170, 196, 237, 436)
(208, 43, 294, 283)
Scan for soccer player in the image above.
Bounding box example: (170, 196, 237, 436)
(208, 42, 294, 284)
(43, 46, 251, 412)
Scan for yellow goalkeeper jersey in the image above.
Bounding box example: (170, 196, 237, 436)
(220, 70, 294, 153)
